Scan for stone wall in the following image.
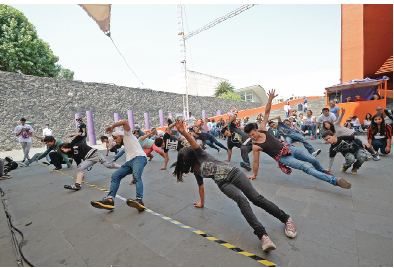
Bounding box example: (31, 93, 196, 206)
(0, 71, 261, 151)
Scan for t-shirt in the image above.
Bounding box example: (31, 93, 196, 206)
(187, 116, 196, 126)
(77, 123, 87, 136)
(297, 103, 303, 111)
(354, 97, 365, 102)
(123, 129, 147, 161)
(156, 130, 165, 137)
(193, 147, 236, 186)
(276, 122, 294, 137)
(196, 132, 209, 141)
(207, 122, 213, 130)
(351, 118, 360, 127)
(163, 132, 183, 153)
(138, 137, 155, 149)
(329, 136, 362, 158)
(303, 116, 315, 126)
(317, 113, 337, 123)
(42, 128, 52, 136)
(105, 136, 116, 148)
(329, 106, 340, 117)
(14, 124, 34, 142)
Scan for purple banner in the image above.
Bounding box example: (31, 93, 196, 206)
(341, 86, 378, 103)
(114, 113, 120, 131)
(159, 110, 164, 127)
(127, 110, 135, 130)
(144, 113, 150, 130)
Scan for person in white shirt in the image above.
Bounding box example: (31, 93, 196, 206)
(350, 116, 362, 132)
(283, 102, 291, 118)
(206, 119, 213, 132)
(91, 120, 147, 211)
(13, 118, 34, 163)
(42, 123, 52, 136)
(187, 112, 196, 127)
(315, 108, 337, 134)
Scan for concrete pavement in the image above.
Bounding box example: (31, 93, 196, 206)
(0, 138, 392, 266)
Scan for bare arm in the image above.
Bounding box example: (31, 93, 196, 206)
(194, 184, 205, 208)
(166, 123, 176, 135)
(260, 89, 278, 131)
(175, 119, 199, 149)
(248, 146, 260, 180)
(269, 116, 282, 122)
(159, 151, 169, 170)
(229, 115, 237, 124)
(105, 120, 131, 133)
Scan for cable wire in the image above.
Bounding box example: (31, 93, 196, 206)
(109, 37, 147, 88)
(1, 187, 34, 267)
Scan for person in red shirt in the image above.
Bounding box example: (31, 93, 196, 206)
(354, 94, 365, 102)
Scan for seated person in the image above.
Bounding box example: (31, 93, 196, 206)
(370, 93, 382, 100)
(343, 118, 353, 129)
(350, 115, 362, 132)
(301, 110, 316, 139)
(354, 94, 365, 102)
(367, 113, 392, 154)
(345, 96, 353, 103)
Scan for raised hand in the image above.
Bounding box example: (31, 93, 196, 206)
(175, 119, 186, 134)
(268, 89, 278, 100)
(105, 126, 114, 134)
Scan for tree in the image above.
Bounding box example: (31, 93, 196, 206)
(0, 5, 59, 77)
(218, 91, 242, 101)
(57, 65, 74, 80)
(214, 81, 235, 97)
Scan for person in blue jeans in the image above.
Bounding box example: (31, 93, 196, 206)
(91, 120, 148, 211)
(367, 113, 392, 155)
(268, 116, 321, 157)
(244, 89, 351, 190)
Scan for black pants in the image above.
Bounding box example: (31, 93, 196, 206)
(49, 152, 66, 168)
(240, 144, 253, 164)
(219, 168, 289, 239)
(109, 146, 119, 154)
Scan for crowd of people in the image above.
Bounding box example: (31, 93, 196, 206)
(1, 89, 392, 253)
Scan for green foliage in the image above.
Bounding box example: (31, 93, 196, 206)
(0, 4, 59, 77)
(57, 65, 74, 80)
(218, 91, 242, 101)
(214, 81, 235, 97)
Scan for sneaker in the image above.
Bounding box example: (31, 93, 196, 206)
(0, 174, 12, 179)
(340, 166, 348, 173)
(351, 168, 359, 175)
(240, 162, 252, 171)
(126, 198, 145, 212)
(372, 154, 380, 161)
(42, 161, 50, 165)
(19, 162, 28, 167)
(91, 197, 114, 210)
(311, 135, 315, 140)
(261, 234, 276, 251)
(312, 149, 321, 157)
(53, 166, 62, 171)
(112, 158, 117, 163)
(64, 183, 81, 191)
(323, 170, 331, 175)
(337, 178, 351, 189)
(284, 218, 297, 238)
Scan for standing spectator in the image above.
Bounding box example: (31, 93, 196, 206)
(370, 93, 382, 100)
(345, 96, 353, 103)
(329, 101, 341, 119)
(302, 110, 317, 139)
(206, 119, 213, 134)
(283, 101, 291, 118)
(297, 101, 303, 116)
(351, 115, 362, 132)
(187, 112, 196, 127)
(375, 106, 393, 128)
(368, 113, 392, 155)
(42, 123, 52, 137)
(354, 94, 365, 102)
(66, 117, 87, 144)
(303, 96, 308, 113)
(13, 118, 34, 163)
(362, 113, 372, 131)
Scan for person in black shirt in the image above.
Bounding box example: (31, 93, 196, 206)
(171, 119, 297, 252)
(221, 115, 252, 171)
(61, 137, 121, 190)
(190, 122, 228, 153)
(323, 131, 369, 175)
(66, 118, 87, 144)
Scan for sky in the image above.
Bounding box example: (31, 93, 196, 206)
(9, 3, 342, 98)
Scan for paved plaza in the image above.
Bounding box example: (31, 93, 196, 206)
(0, 138, 392, 267)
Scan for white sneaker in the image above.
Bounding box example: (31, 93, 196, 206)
(284, 218, 297, 238)
(261, 234, 276, 251)
(312, 149, 321, 157)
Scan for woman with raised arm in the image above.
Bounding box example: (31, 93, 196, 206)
(171, 118, 297, 252)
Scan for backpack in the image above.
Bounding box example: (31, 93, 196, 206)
(4, 157, 18, 171)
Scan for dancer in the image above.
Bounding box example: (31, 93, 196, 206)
(244, 89, 351, 189)
(91, 120, 147, 211)
(367, 113, 392, 155)
(19, 136, 73, 170)
(321, 108, 379, 160)
(190, 122, 228, 153)
(155, 122, 186, 165)
(171, 119, 297, 251)
(101, 135, 120, 156)
(66, 117, 87, 144)
(322, 131, 369, 174)
(138, 129, 168, 169)
(62, 137, 121, 191)
(221, 115, 252, 171)
(268, 116, 321, 156)
(13, 118, 34, 163)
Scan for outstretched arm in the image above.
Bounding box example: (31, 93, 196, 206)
(248, 146, 260, 180)
(229, 115, 237, 124)
(260, 89, 278, 131)
(175, 119, 199, 149)
(105, 120, 131, 133)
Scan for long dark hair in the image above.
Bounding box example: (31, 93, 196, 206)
(369, 113, 386, 136)
(59, 143, 73, 157)
(171, 147, 198, 182)
(322, 121, 336, 133)
(365, 113, 372, 121)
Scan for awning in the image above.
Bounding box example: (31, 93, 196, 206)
(325, 76, 390, 92)
(376, 56, 393, 75)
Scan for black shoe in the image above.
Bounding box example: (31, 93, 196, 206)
(53, 166, 62, 171)
(240, 162, 252, 171)
(64, 183, 81, 191)
(126, 198, 145, 212)
(91, 197, 114, 210)
(42, 161, 50, 165)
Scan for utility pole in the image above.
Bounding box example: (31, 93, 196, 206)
(177, 5, 189, 118)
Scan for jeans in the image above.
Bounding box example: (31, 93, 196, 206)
(285, 112, 289, 118)
(372, 139, 390, 154)
(285, 133, 315, 154)
(353, 126, 360, 132)
(240, 144, 253, 164)
(108, 156, 147, 200)
(344, 149, 368, 169)
(219, 168, 289, 239)
(205, 134, 228, 151)
(114, 148, 125, 161)
(20, 142, 31, 161)
(279, 146, 338, 186)
(301, 124, 316, 136)
(46, 150, 53, 162)
(25, 153, 42, 166)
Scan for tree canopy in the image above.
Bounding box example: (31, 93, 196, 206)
(218, 91, 242, 101)
(0, 4, 60, 77)
(214, 81, 235, 97)
(57, 65, 74, 80)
